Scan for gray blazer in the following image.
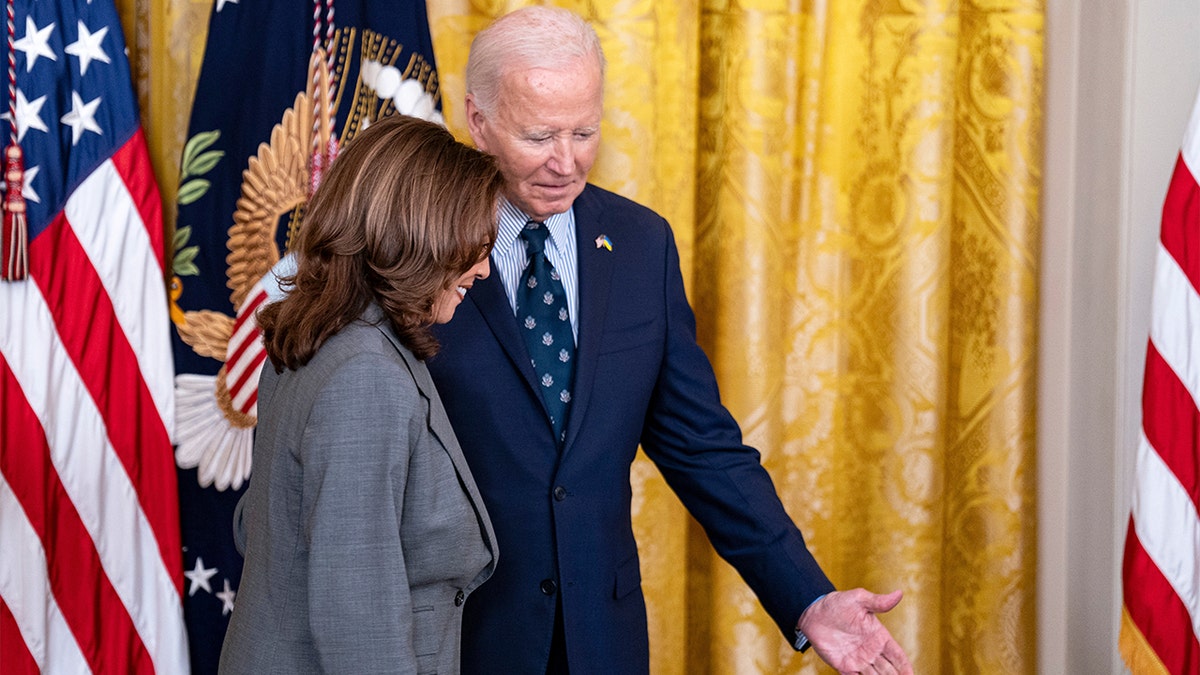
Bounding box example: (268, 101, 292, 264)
(219, 305, 497, 674)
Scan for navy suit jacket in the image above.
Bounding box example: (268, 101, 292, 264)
(428, 184, 835, 674)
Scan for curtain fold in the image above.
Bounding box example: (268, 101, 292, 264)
(118, 0, 211, 253)
(128, 0, 1042, 671)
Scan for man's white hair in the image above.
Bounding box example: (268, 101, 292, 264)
(466, 6, 606, 117)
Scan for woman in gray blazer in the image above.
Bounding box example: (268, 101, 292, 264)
(218, 115, 503, 674)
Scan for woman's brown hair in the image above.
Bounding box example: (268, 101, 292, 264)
(258, 115, 503, 370)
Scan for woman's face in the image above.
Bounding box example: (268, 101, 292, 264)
(432, 257, 491, 324)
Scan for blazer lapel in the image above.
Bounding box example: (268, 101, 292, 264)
(562, 186, 614, 453)
(466, 266, 544, 401)
(376, 322, 472, 479)
(374, 318, 499, 564)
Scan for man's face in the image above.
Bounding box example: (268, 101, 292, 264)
(466, 58, 602, 222)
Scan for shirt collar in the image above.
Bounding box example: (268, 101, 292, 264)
(496, 198, 574, 253)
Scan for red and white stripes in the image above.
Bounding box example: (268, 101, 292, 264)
(1121, 89, 1200, 675)
(226, 283, 268, 416)
(0, 130, 188, 674)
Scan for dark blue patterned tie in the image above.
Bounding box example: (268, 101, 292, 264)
(517, 221, 575, 444)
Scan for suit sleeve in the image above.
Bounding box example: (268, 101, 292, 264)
(298, 352, 419, 674)
(638, 226, 836, 641)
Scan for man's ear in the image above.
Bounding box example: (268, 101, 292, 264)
(464, 94, 488, 151)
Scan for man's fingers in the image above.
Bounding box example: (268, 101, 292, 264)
(882, 638, 913, 674)
(858, 660, 896, 675)
(867, 588, 903, 613)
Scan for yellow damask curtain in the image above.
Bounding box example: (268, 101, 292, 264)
(115, 0, 210, 244)
(127, 0, 1042, 672)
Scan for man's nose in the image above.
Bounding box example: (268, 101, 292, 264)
(547, 137, 575, 175)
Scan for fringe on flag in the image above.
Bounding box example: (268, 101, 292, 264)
(1119, 606, 1171, 675)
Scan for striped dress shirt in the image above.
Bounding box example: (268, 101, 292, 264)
(492, 198, 580, 343)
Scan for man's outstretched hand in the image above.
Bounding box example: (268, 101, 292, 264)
(797, 588, 912, 675)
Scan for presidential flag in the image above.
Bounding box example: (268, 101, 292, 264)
(168, 1, 442, 670)
(1119, 87, 1200, 674)
(0, 0, 187, 671)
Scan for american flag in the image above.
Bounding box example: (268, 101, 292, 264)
(1120, 87, 1200, 674)
(0, 0, 188, 671)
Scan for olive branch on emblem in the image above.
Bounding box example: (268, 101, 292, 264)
(172, 130, 225, 277)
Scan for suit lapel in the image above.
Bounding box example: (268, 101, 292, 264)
(466, 266, 544, 400)
(563, 186, 614, 453)
(460, 187, 615, 451)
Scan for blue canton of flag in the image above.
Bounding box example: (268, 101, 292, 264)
(0, 0, 186, 671)
(10, 0, 137, 225)
(168, 1, 442, 672)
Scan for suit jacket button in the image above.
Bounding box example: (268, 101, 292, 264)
(553, 486, 567, 501)
(540, 579, 557, 595)
(454, 590, 465, 606)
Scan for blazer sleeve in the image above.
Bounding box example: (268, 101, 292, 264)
(298, 351, 420, 674)
(638, 227, 836, 640)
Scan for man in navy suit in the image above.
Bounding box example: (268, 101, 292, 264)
(427, 6, 913, 674)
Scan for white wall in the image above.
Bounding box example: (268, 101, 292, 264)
(1040, 0, 1200, 672)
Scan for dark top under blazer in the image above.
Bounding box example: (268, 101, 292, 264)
(220, 305, 497, 674)
(428, 184, 835, 674)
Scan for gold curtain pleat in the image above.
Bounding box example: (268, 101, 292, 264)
(127, 0, 1043, 671)
(117, 0, 210, 243)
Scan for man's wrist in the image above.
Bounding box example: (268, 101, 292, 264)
(793, 593, 828, 652)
